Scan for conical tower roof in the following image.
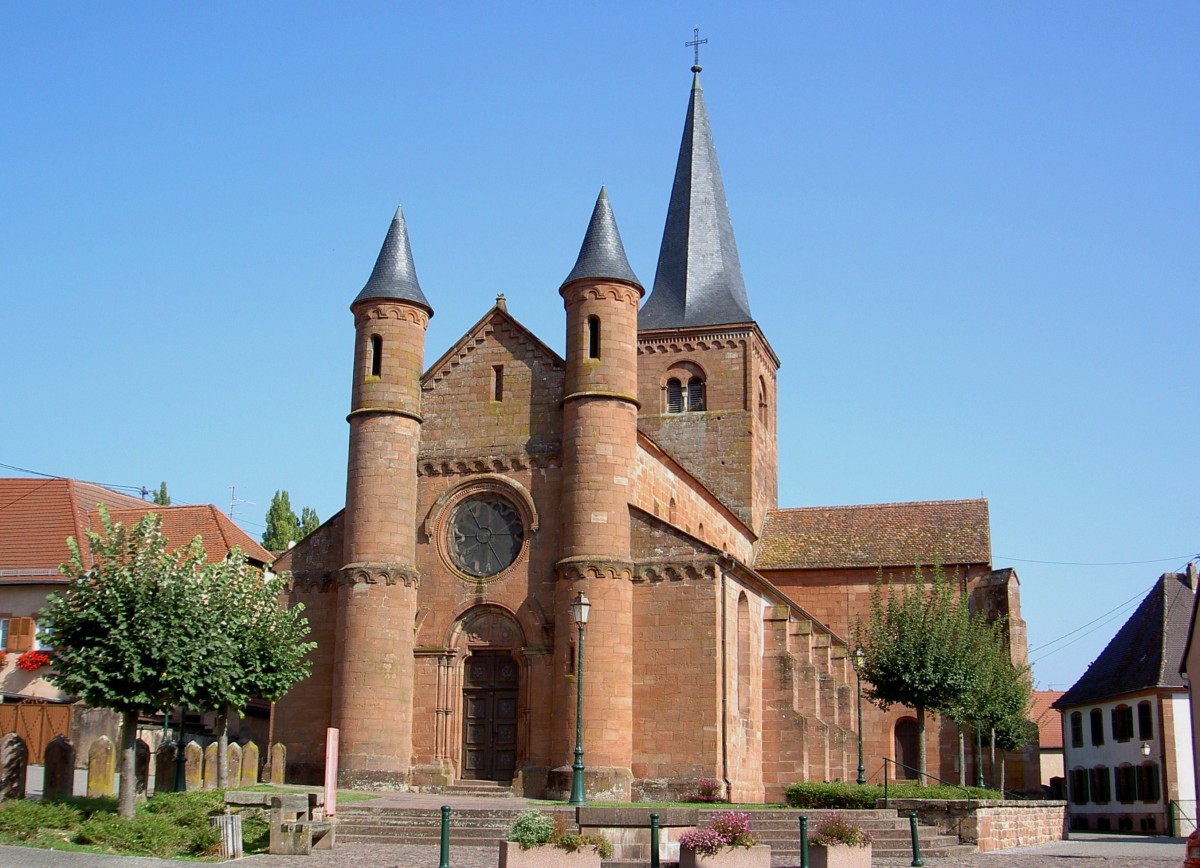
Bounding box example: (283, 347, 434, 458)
(561, 187, 642, 291)
(639, 69, 752, 329)
(352, 206, 433, 314)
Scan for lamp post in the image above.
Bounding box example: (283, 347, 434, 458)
(569, 592, 591, 807)
(854, 646, 866, 785)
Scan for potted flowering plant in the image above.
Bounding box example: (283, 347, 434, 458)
(679, 811, 770, 868)
(499, 810, 612, 868)
(16, 650, 51, 672)
(809, 813, 872, 868)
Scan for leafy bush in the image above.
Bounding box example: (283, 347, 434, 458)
(784, 780, 1002, 809)
(0, 800, 82, 841)
(811, 813, 872, 847)
(76, 811, 210, 858)
(508, 810, 555, 848)
(680, 810, 757, 856)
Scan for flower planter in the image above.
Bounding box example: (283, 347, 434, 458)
(809, 843, 872, 868)
(679, 844, 771, 868)
(498, 840, 603, 868)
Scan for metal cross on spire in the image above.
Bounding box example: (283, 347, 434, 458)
(686, 26, 708, 72)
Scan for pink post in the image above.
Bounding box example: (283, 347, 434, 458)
(324, 728, 339, 817)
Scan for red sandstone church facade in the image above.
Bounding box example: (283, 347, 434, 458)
(272, 68, 1034, 800)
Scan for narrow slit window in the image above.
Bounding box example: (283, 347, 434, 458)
(370, 335, 383, 377)
(666, 379, 683, 413)
(587, 316, 601, 359)
(687, 377, 706, 411)
(493, 365, 504, 402)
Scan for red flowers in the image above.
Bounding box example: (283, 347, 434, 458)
(16, 650, 51, 672)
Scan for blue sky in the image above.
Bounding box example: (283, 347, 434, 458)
(2, 3, 1196, 692)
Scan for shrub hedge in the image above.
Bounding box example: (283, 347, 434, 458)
(784, 780, 1001, 808)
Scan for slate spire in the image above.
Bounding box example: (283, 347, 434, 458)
(561, 187, 642, 290)
(352, 206, 433, 314)
(639, 69, 752, 329)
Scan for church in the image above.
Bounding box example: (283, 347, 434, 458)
(272, 64, 1033, 801)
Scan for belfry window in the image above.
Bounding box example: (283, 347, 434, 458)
(587, 316, 600, 359)
(687, 377, 706, 411)
(666, 378, 683, 413)
(370, 335, 383, 377)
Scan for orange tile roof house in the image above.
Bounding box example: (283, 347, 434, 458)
(0, 477, 269, 701)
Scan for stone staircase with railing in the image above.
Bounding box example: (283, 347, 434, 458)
(334, 803, 976, 862)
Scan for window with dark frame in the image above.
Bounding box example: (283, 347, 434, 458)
(1138, 701, 1153, 740)
(1090, 708, 1104, 746)
(1070, 711, 1084, 748)
(1112, 705, 1134, 742)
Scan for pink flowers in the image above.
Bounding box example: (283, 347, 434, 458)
(679, 811, 757, 857)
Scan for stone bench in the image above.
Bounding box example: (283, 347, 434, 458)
(223, 791, 334, 855)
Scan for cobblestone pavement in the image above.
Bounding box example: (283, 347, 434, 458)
(4, 834, 1186, 868)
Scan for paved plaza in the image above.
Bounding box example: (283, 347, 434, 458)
(0, 833, 1187, 868)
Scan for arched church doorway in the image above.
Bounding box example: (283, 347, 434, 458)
(462, 650, 519, 781)
(894, 718, 920, 779)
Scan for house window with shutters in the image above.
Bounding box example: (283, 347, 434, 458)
(4, 617, 35, 652)
(1090, 708, 1104, 745)
(1138, 701, 1153, 740)
(1112, 705, 1134, 742)
(1089, 766, 1111, 804)
(1070, 711, 1084, 748)
(1069, 767, 1089, 804)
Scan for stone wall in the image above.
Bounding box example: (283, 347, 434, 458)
(891, 799, 1066, 852)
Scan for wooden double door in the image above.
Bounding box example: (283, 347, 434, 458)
(462, 651, 518, 781)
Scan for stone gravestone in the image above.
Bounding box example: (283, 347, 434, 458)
(184, 740, 203, 792)
(135, 738, 150, 796)
(240, 740, 259, 786)
(269, 742, 286, 785)
(155, 743, 177, 794)
(43, 734, 75, 799)
(226, 742, 242, 787)
(87, 735, 115, 798)
(0, 733, 27, 800)
(203, 741, 219, 790)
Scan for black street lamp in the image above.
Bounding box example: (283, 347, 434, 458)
(569, 592, 591, 807)
(853, 646, 866, 785)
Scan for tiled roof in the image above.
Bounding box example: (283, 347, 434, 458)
(561, 187, 642, 290)
(754, 499, 991, 570)
(103, 505, 272, 565)
(0, 478, 269, 579)
(1031, 690, 1065, 749)
(0, 478, 149, 576)
(1054, 572, 1196, 708)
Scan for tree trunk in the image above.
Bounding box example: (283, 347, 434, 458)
(916, 703, 927, 785)
(216, 707, 230, 789)
(119, 709, 138, 818)
(1000, 755, 1007, 794)
(989, 727, 997, 791)
(957, 725, 966, 787)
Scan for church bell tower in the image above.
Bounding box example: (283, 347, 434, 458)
(335, 206, 432, 788)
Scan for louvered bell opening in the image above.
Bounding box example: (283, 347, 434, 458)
(667, 379, 683, 413)
(687, 377, 706, 412)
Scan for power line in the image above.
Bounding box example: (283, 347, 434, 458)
(998, 553, 1195, 567)
(1027, 582, 1157, 654)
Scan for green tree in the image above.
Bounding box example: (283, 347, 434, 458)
(262, 490, 301, 550)
(151, 481, 171, 505)
(299, 506, 320, 538)
(854, 563, 983, 782)
(42, 507, 217, 817)
(189, 550, 315, 786)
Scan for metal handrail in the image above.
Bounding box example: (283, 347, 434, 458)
(1169, 799, 1197, 838)
(882, 757, 975, 808)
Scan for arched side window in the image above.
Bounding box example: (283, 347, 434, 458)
(370, 334, 383, 377)
(757, 375, 768, 425)
(737, 594, 751, 716)
(587, 316, 600, 359)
